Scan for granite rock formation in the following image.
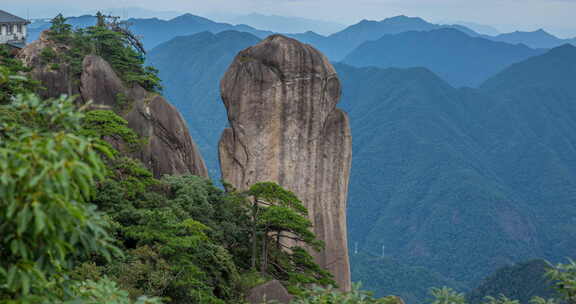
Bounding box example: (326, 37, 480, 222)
(219, 35, 352, 290)
(246, 280, 293, 304)
(19, 35, 208, 178)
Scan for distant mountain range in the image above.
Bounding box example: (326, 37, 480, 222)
(212, 13, 346, 35)
(27, 13, 272, 50)
(28, 13, 575, 65)
(340, 44, 576, 289)
(343, 28, 544, 87)
(488, 29, 576, 49)
(293, 15, 481, 61)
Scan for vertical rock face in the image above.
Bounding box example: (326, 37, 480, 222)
(219, 35, 352, 290)
(19, 38, 208, 178)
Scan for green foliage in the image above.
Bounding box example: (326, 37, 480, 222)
(430, 287, 466, 304)
(0, 94, 119, 301)
(243, 182, 335, 293)
(80, 110, 143, 152)
(546, 259, 576, 303)
(351, 253, 464, 304)
(0, 47, 39, 104)
(49, 14, 73, 40)
(67, 277, 163, 304)
(289, 283, 391, 304)
(43, 14, 162, 92)
(530, 297, 559, 304)
(482, 295, 519, 304)
(91, 171, 245, 303)
(467, 260, 555, 304)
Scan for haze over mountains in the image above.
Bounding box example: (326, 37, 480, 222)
(342, 28, 544, 87)
(211, 12, 346, 35)
(25, 10, 576, 302)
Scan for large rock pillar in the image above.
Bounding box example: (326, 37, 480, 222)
(219, 35, 352, 290)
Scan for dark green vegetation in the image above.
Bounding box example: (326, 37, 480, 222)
(42, 13, 161, 92)
(0, 46, 38, 104)
(338, 44, 576, 295)
(342, 28, 543, 87)
(467, 260, 555, 304)
(351, 253, 464, 303)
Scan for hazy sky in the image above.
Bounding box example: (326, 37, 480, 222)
(4, 0, 576, 37)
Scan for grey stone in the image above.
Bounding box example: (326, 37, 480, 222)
(219, 34, 352, 290)
(19, 39, 208, 178)
(246, 280, 293, 304)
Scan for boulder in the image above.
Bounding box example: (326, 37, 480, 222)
(246, 280, 293, 304)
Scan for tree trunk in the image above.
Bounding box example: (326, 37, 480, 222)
(261, 228, 268, 274)
(251, 202, 258, 270)
(276, 231, 281, 250)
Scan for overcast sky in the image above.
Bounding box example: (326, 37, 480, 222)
(3, 0, 576, 37)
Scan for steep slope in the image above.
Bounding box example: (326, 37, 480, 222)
(489, 29, 575, 49)
(343, 28, 543, 87)
(335, 63, 540, 286)
(466, 260, 555, 304)
(337, 44, 576, 288)
(19, 33, 208, 178)
(474, 44, 576, 259)
(219, 35, 352, 290)
(351, 253, 465, 304)
(147, 31, 261, 177)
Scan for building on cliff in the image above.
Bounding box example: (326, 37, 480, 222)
(0, 10, 29, 49)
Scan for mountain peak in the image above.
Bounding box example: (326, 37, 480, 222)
(382, 15, 428, 24)
(546, 43, 576, 56)
(170, 13, 213, 24)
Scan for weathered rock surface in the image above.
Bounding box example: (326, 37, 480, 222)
(81, 55, 208, 177)
(19, 39, 208, 178)
(246, 280, 293, 304)
(18, 32, 79, 99)
(219, 35, 352, 290)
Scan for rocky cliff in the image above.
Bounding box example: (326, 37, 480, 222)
(219, 35, 352, 290)
(18, 34, 208, 178)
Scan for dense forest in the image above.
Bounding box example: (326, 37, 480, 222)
(0, 14, 357, 303)
(2, 13, 576, 304)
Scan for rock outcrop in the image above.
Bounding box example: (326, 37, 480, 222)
(246, 280, 293, 304)
(219, 35, 352, 290)
(19, 36, 208, 178)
